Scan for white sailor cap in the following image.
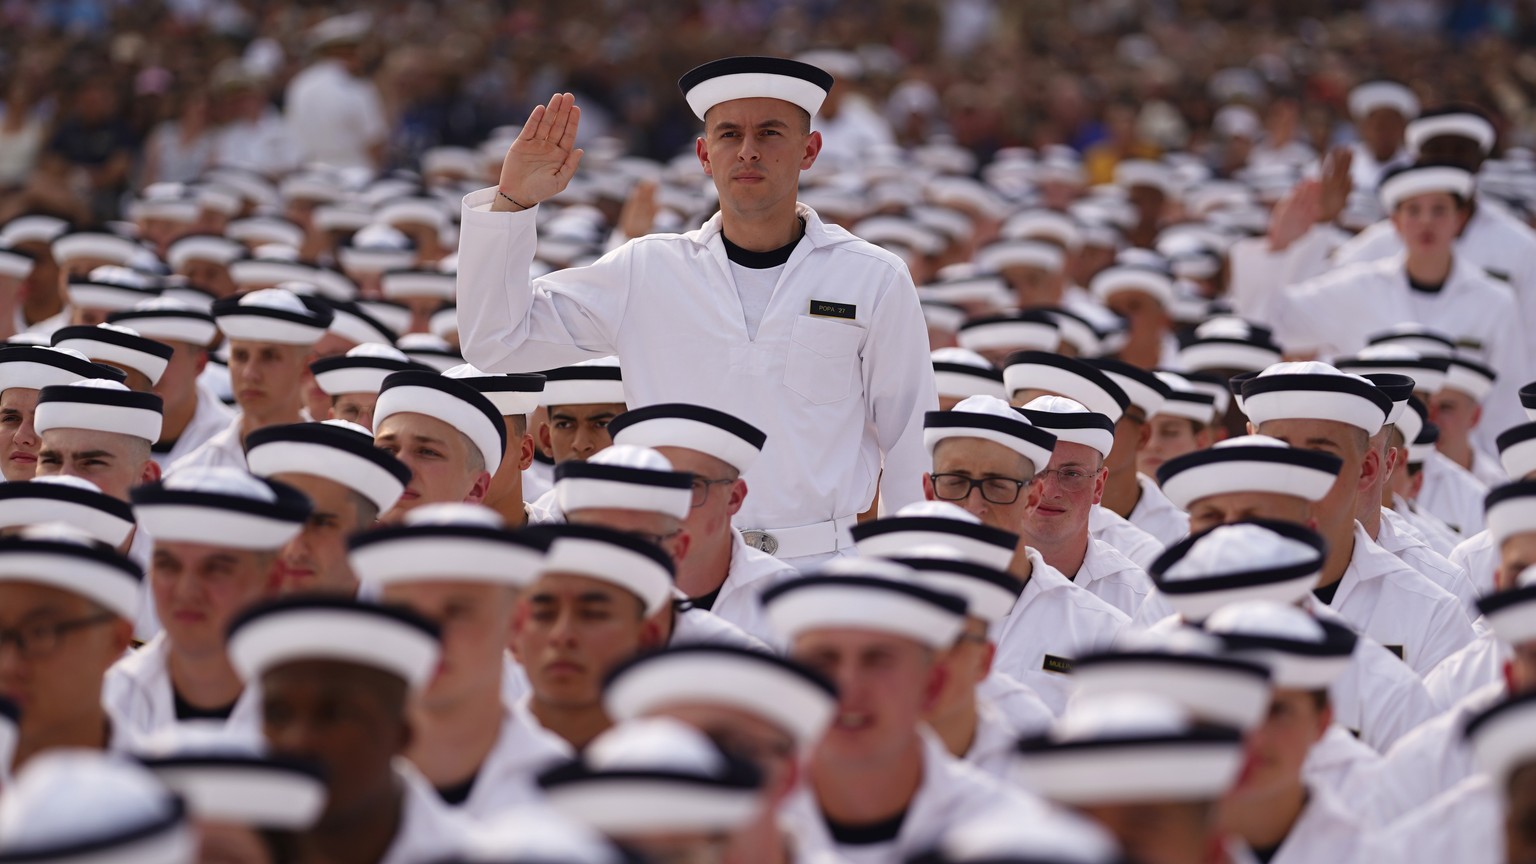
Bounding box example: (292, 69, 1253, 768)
(310, 343, 422, 397)
(165, 233, 245, 272)
(227, 595, 441, 691)
(1090, 262, 1176, 309)
(395, 332, 463, 372)
(930, 348, 1006, 401)
(227, 257, 321, 292)
(1499, 421, 1536, 481)
(1467, 691, 1536, 790)
(1151, 371, 1218, 423)
(0, 476, 135, 547)
(1177, 316, 1282, 373)
(0, 214, 68, 247)
(51, 323, 173, 386)
(540, 356, 626, 407)
(918, 273, 1013, 310)
(0, 246, 36, 280)
(50, 231, 145, 265)
(974, 240, 1065, 274)
(852, 501, 1019, 570)
(1379, 162, 1476, 210)
(919, 810, 1121, 864)
(1178, 370, 1233, 418)
(1152, 521, 1326, 623)
(1156, 434, 1341, 511)
(1016, 395, 1115, 459)
(381, 268, 456, 301)
(1205, 601, 1358, 690)
(0, 344, 125, 394)
(375, 370, 507, 476)
(1114, 159, 1178, 196)
(107, 299, 219, 347)
(376, 196, 451, 232)
(537, 717, 765, 837)
(320, 298, 399, 347)
(1039, 308, 1104, 357)
(1015, 692, 1245, 805)
(1240, 361, 1393, 436)
(212, 288, 335, 346)
(923, 394, 1056, 474)
(1334, 346, 1450, 396)
(136, 729, 327, 831)
(350, 507, 548, 589)
(429, 304, 460, 342)
(66, 266, 162, 311)
(1406, 404, 1439, 466)
(0, 526, 144, 621)
(956, 311, 1062, 355)
(245, 420, 412, 515)
(0, 750, 195, 864)
(678, 56, 834, 121)
(605, 645, 838, 749)
(1476, 563, 1536, 648)
(131, 468, 311, 551)
(889, 550, 1021, 628)
(556, 445, 694, 521)
(443, 365, 547, 418)
(608, 403, 767, 475)
(202, 168, 278, 211)
(1445, 355, 1498, 402)
(762, 557, 969, 649)
(1349, 81, 1420, 120)
(308, 11, 371, 48)
(854, 216, 944, 257)
(312, 204, 375, 236)
(536, 523, 676, 617)
(35, 379, 163, 443)
(1085, 358, 1170, 419)
(1406, 106, 1497, 156)
(1367, 324, 1458, 359)
(1002, 351, 1130, 423)
(1485, 481, 1536, 550)
(1073, 627, 1273, 730)
(1000, 209, 1083, 251)
(338, 224, 417, 276)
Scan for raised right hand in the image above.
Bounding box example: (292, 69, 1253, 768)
(495, 92, 584, 211)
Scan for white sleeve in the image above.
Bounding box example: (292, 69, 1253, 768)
(861, 265, 939, 514)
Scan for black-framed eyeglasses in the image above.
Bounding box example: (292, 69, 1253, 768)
(0, 611, 117, 659)
(1035, 466, 1103, 493)
(689, 476, 734, 508)
(929, 473, 1031, 505)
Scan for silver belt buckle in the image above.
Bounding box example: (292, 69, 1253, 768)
(741, 529, 780, 556)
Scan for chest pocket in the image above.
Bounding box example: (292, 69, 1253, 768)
(783, 315, 863, 405)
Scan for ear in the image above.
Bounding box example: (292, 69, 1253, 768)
(463, 470, 492, 504)
(671, 530, 692, 564)
(1409, 469, 1426, 498)
(726, 478, 748, 517)
(1381, 446, 1400, 484)
(264, 553, 285, 594)
(139, 458, 162, 488)
(696, 136, 712, 177)
(638, 615, 666, 650)
(1091, 463, 1107, 505)
(1025, 476, 1043, 511)
(518, 432, 536, 472)
(508, 599, 529, 658)
(193, 348, 209, 375)
(1473, 404, 1484, 428)
(1194, 426, 1213, 450)
(921, 656, 949, 713)
(800, 130, 823, 171)
(1315, 702, 1334, 743)
(922, 472, 936, 502)
(1246, 421, 1257, 436)
(1358, 446, 1381, 493)
(538, 420, 552, 454)
(979, 640, 996, 679)
(1136, 420, 1152, 450)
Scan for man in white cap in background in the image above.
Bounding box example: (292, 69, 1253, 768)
(371, 369, 505, 523)
(458, 58, 936, 571)
(0, 344, 125, 482)
(527, 357, 627, 517)
(284, 12, 387, 171)
(308, 343, 424, 431)
(107, 299, 232, 468)
(443, 366, 546, 529)
(1345, 81, 1418, 189)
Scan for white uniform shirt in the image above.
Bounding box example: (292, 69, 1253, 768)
(1423, 630, 1507, 710)
(976, 672, 1056, 733)
(1126, 473, 1189, 548)
(381, 761, 476, 864)
(958, 695, 1025, 781)
(455, 193, 936, 541)
(1419, 450, 1489, 538)
(102, 633, 262, 745)
(1381, 775, 1502, 864)
(1224, 786, 1378, 864)
(1360, 678, 1504, 827)
(1087, 505, 1164, 570)
(1303, 725, 1382, 817)
(283, 59, 387, 170)
(1395, 494, 1464, 558)
(1468, 447, 1509, 488)
(166, 415, 246, 475)
(670, 602, 769, 651)
(779, 731, 1049, 864)
(1316, 523, 1477, 677)
(1449, 527, 1499, 599)
(449, 696, 571, 821)
(522, 457, 554, 504)
(704, 528, 800, 647)
(1068, 536, 1168, 622)
(992, 547, 1128, 694)
(1376, 507, 1481, 621)
(127, 527, 160, 643)
(1227, 225, 1350, 322)
(152, 381, 235, 470)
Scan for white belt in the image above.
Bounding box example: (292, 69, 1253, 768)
(742, 515, 858, 559)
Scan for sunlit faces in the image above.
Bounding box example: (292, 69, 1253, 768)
(272, 472, 375, 595)
(1186, 491, 1313, 536)
(228, 340, 312, 422)
(1429, 387, 1481, 447)
(1226, 689, 1330, 801)
(1390, 191, 1468, 256)
(380, 580, 517, 713)
(484, 415, 536, 513)
(1255, 419, 1371, 537)
(150, 543, 279, 660)
(373, 412, 489, 522)
(1139, 417, 1209, 477)
(564, 507, 690, 566)
(260, 660, 410, 828)
(654, 446, 745, 548)
(177, 258, 237, 298)
(924, 437, 1038, 533)
(0, 582, 131, 735)
(790, 629, 938, 767)
(1022, 440, 1105, 546)
(0, 388, 41, 481)
(36, 428, 158, 502)
(511, 572, 661, 711)
(330, 392, 379, 430)
(541, 403, 625, 463)
(696, 97, 820, 220)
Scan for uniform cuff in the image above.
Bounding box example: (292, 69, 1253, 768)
(462, 187, 540, 220)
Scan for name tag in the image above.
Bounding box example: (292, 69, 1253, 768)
(1042, 654, 1074, 675)
(1384, 644, 1406, 661)
(809, 300, 856, 320)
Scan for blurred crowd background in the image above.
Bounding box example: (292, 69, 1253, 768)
(2, 0, 1535, 227)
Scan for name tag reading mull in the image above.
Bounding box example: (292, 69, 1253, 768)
(809, 300, 856, 320)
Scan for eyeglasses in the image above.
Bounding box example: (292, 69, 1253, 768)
(1035, 466, 1103, 493)
(689, 476, 734, 508)
(0, 611, 117, 659)
(929, 473, 1031, 505)
(632, 528, 684, 547)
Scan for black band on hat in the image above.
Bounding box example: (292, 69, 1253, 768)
(245, 422, 412, 486)
(0, 345, 127, 387)
(52, 325, 174, 361)
(850, 516, 1020, 553)
(923, 409, 1059, 449)
(36, 383, 163, 412)
(932, 361, 1004, 383)
(376, 370, 508, 471)
(1016, 408, 1116, 435)
(1152, 518, 1327, 584)
(1213, 616, 1359, 659)
(607, 403, 768, 451)
(320, 298, 401, 345)
(762, 574, 968, 615)
(527, 522, 677, 577)
(554, 459, 695, 489)
(540, 365, 624, 383)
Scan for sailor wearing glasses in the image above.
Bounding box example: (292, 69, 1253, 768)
(1018, 394, 1176, 626)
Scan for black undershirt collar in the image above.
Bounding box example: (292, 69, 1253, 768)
(1408, 275, 1445, 294)
(688, 583, 724, 612)
(173, 687, 236, 722)
(825, 808, 908, 845)
(436, 771, 479, 805)
(1312, 579, 1341, 606)
(722, 219, 805, 269)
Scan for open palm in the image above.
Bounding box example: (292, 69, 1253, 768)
(498, 92, 585, 208)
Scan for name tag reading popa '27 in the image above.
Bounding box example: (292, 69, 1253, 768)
(808, 300, 857, 320)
